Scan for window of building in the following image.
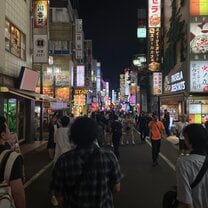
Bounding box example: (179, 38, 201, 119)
(5, 19, 26, 60)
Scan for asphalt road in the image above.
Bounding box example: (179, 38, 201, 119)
(24, 132, 178, 208)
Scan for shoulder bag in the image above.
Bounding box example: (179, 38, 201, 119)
(162, 155, 208, 208)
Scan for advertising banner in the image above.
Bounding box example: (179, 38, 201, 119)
(190, 61, 208, 92)
(148, 0, 161, 27)
(33, 34, 48, 63)
(33, 0, 48, 28)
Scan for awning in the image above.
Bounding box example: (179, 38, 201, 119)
(0, 87, 54, 102)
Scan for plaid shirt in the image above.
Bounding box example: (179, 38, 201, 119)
(50, 144, 123, 208)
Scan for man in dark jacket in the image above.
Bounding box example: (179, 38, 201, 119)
(111, 115, 123, 159)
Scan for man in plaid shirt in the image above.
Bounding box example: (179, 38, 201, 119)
(50, 116, 123, 208)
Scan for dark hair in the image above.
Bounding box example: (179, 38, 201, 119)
(182, 124, 208, 153)
(61, 116, 70, 127)
(0, 122, 7, 136)
(0, 116, 6, 124)
(70, 117, 98, 147)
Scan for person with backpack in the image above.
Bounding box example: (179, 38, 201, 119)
(0, 118, 25, 208)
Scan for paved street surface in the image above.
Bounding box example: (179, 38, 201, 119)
(24, 131, 179, 208)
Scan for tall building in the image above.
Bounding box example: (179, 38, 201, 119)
(0, 0, 35, 142)
(160, 0, 208, 123)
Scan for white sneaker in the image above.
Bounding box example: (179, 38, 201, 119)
(51, 195, 58, 206)
(132, 141, 135, 144)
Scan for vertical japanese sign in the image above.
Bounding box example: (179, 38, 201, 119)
(76, 65, 85, 87)
(33, 0, 48, 29)
(148, 0, 161, 72)
(75, 19, 83, 60)
(153, 72, 162, 95)
(33, 35, 48, 63)
(190, 61, 208, 92)
(148, 0, 161, 28)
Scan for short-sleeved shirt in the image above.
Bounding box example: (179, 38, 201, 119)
(50, 144, 124, 208)
(148, 121, 165, 140)
(0, 144, 23, 181)
(176, 154, 208, 207)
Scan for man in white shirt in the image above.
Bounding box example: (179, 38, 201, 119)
(175, 115, 189, 155)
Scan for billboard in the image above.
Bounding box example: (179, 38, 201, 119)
(190, 17, 208, 57)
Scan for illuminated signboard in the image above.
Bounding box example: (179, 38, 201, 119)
(164, 70, 186, 93)
(190, 0, 208, 16)
(190, 61, 208, 92)
(137, 28, 147, 38)
(75, 19, 83, 59)
(33, 0, 48, 28)
(148, 27, 161, 71)
(153, 72, 162, 95)
(76, 65, 85, 87)
(148, 0, 161, 28)
(74, 89, 88, 95)
(190, 17, 208, 60)
(74, 95, 85, 105)
(56, 70, 70, 86)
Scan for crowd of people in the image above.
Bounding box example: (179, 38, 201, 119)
(1, 108, 208, 208)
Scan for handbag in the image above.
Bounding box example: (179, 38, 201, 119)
(163, 155, 208, 208)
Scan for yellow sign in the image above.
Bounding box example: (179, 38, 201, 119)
(74, 89, 88, 95)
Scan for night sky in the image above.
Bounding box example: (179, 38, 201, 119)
(78, 0, 147, 90)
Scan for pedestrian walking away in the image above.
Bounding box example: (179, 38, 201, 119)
(50, 116, 124, 208)
(148, 114, 165, 167)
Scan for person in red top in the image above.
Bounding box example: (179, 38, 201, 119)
(148, 114, 165, 166)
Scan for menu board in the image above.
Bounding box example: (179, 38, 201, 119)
(190, 61, 208, 92)
(189, 114, 202, 123)
(190, 0, 208, 16)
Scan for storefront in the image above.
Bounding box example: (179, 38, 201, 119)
(0, 86, 39, 143)
(160, 63, 187, 122)
(187, 96, 208, 124)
